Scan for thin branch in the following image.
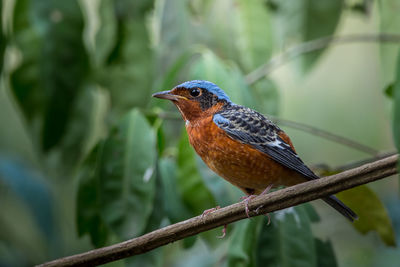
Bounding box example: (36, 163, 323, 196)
(245, 33, 400, 85)
(269, 115, 379, 156)
(37, 154, 399, 267)
(147, 110, 379, 156)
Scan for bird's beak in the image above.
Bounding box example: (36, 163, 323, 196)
(152, 90, 187, 101)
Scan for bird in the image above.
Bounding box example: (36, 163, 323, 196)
(152, 80, 358, 222)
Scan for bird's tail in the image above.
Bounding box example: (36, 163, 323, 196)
(322, 195, 358, 221)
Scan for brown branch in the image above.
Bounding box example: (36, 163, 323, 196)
(245, 33, 400, 84)
(37, 154, 399, 267)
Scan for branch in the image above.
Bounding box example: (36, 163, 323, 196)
(269, 115, 379, 156)
(37, 154, 399, 267)
(245, 33, 400, 84)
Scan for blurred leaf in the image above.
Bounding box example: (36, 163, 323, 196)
(10, 0, 44, 122)
(337, 185, 396, 246)
(189, 49, 256, 107)
(77, 109, 157, 244)
(227, 218, 263, 267)
(379, 0, 400, 84)
(0, 155, 55, 241)
(0, 0, 5, 74)
(269, 0, 343, 73)
(302, 203, 321, 223)
(236, 0, 273, 71)
(96, 0, 154, 113)
(92, 0, 117, 67)
(255, 206, 317, 266)
(177, 129, 220, 247)
(385, 83, 394, 98)
(30, 0, 90, 151)
(251, 79, 280, 116)
(152, 0, 191, 75)
(76, 143, 110, 247)
(158, 157, 198, 248)
(177, 130, 216, 216)
(125, 249, 163, 267)
(315, 238, 337, 267)
(393, 49, 400, 176)
(159, 158, 193, 223)
(61, 85, 109, 169)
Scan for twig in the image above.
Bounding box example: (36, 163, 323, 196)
(270, 115, 379, 156)
(37, 154, 399, 267)
(245, 33, 400, 84)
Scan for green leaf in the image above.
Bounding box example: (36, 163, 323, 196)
(315, 238, 337, 267)
(393, 49, 400, 170)
(251, 79, 280, 116)
(0, 0, 5, 75)
(189, 49, 256, 107)
(76, 142, 110, 247)
(269, 0, 343, 73)
(92, 0, 117, 67)
(235, 0, 273, 71)
(227, 218, 263, 267)
(379, 0, 400, 84)
(77, 109, 157, 244)
(255, 206, 317, 267)
(10, 0, 44, 122)
(96, 0, 154, 114)
(177, 129, 216, 216)
(159, 158, 193, 223)
(337, 185, 396, 246)
(60, 85, 109, 170)
(384, 83, 394, 98)
(177, 129, 219, 247)
(30, 0, 90, 151)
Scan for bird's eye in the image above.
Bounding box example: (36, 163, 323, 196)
(189, 88, 201, 97)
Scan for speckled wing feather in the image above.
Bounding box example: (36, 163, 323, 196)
(213, 104, 318, 180)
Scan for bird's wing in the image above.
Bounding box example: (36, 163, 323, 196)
(213, 105, 318, 180)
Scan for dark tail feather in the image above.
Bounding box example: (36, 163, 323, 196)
(322, 195, 358, 221)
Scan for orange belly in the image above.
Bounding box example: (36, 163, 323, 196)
(186, 116, 305, 194)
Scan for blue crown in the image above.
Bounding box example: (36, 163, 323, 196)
(175, 80, 231, 102)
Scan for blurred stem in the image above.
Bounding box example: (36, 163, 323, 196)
(145, 109, 379, 156)
(37, 154, 399, 267)
(270, 115, 379, 156)
(245, 33, 400, 84)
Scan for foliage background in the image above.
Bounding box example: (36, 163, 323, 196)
(1, 0, 400, 266)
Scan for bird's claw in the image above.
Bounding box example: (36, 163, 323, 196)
(217, 224, 227, 239)
(240, 195, 256, 218)
(201, 206, 220, 218)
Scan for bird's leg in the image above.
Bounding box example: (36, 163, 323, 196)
(201, 206, 221, 218)
(240, 195, 256, 218)
(201, 207, 228, 238)
(217, 224, 228, 239)
(241, 184, 274, 218)
(255, 184, 274, 224)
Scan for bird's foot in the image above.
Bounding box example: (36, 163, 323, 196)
(201, 206, 221, 218)
(240, 195, 256, 218)
(255, 205, 271, 225)
(217, 224, 228, 239)
(201, 207, 228, 238)
(241, 185, 274, 219)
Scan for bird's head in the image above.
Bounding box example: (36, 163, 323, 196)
(152, 80, 231, 122)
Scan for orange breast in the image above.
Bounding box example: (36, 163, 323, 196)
(186, 115, 305, 194)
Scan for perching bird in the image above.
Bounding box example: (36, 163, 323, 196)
(153, 80, 357, 221)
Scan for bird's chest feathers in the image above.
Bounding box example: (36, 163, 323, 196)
(186, 116, 222, 157)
